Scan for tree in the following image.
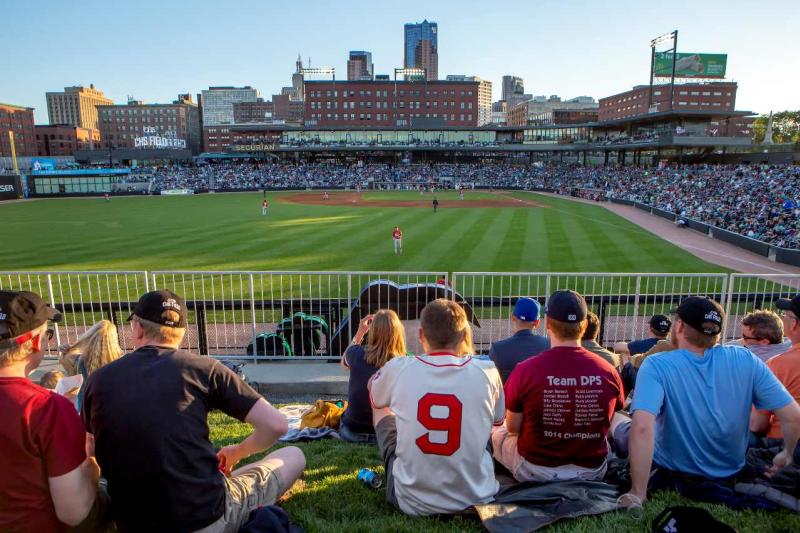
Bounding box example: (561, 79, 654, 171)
(751, 111, 800, 144)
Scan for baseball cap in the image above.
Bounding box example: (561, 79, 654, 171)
(776, 295, 800, 318)
(513, 297, 541, 322)
(650, 314, 672, 335)
(127, 290, 188, 328)
(671, 296, 724, 336)
(545, 290, 587, 323)
(0, 291, 62, 346)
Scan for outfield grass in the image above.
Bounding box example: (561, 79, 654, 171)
(1, 191, 725, 274)
(210, 412, 800, 532)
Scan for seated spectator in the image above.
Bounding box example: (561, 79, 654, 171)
(735, 310, 791, 362)
(58, 319, 123, 411)
(614, 296, 800, 506)
(0, 291, 101, 531)
(493, 290, 624, 482)
(581, 311, 621, 367)
(488, 297, 549, 383)
(627, 314, 671, 355)
(82, 290, 305, 532)
(750, 296, 800, 455)
(619, 338, 675, 397)
(39, 369, 64, 390)
(369, 299, 504, 516)
(340, 311, 406, 443)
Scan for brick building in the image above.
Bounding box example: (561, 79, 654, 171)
(304, 80, 481, 128)
(98, 94, 201, 154)
(599, 82, 737, 121)
(508, 96, 598, 127)
(46, 85, 112, 131)
(0, 103, 37, 157)
(233, 100, 274, 123)
(36, 125, 100, 156)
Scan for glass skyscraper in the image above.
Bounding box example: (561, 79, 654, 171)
(404, 20, 438, 79)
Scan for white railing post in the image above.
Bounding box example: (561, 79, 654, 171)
(249, 273, 257, 364)
(45, 273, 61, 349)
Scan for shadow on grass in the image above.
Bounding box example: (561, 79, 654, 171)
(209, 412, 800, 533)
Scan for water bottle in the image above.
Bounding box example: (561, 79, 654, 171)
(357, 468, 383, 489)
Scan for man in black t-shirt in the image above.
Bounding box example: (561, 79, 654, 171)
(82, 290, 305, 533)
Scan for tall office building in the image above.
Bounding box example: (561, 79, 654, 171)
(347, 51, 374, 81)
(200, 86, 260, 126)
(404, 20, 438, 80)
(46, 84, 113, 131)
(502, 76, 524, 101)
(446, 75, 493, 126)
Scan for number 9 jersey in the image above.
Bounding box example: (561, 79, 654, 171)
(370, 353, 505, 515)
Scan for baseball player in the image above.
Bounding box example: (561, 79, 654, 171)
(432, 198, 439, 213)
(459, 187, 464, 201)
(323, 191, 330, 200)
(392, 226, 403, 255)
(261, 199, 269, 216)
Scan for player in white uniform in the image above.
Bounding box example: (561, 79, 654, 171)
(370, 299, 504, 516)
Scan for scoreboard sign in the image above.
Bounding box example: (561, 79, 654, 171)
(0, 175, 21, 201)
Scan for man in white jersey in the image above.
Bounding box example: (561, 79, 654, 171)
(369, 299, 504, 516)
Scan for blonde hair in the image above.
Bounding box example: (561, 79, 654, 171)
(137, 313, 186, 347)
(39, 370, 64, 389)
(61, 320, 124, 375)
(1, 324, 46, 367)
(0, 339, 36, 367)
(364, 310, 406, 368)
(420, 299, 473, 353)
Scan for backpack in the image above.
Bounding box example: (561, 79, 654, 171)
(652, 506, 736, 533)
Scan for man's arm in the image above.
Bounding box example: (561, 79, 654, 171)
(769, 401, 800, 474)
(48, 457, 100, 526)
(505, 410, 523, 434)
(749, 408, 772, 434)
(217, 399, 288, 476)
(628, 410, 656, 502)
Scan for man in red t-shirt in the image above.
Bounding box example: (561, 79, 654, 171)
(0, 291, 101, 531)
(392, 226, 403, 255)
(262, 199, 269, 216)
(492, 290, 624, 481)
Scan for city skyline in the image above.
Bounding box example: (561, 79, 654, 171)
(3, 0, 799, 122)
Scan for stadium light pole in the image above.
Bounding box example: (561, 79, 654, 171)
(648, 30, 678, 113)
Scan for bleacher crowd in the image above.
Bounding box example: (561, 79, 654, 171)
(3, 284, 800, 531)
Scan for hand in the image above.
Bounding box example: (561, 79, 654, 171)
(354, 315, 374, 344)
(84, 456, 101, 487)
(217, 444, 246, 477)
(767, 449, 792, 477)
(617, 491, 646, 508)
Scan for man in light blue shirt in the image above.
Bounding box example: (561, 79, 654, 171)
(614, 296, 800, 506)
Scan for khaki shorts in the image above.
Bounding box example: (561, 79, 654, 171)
(195, 461, 285, 533)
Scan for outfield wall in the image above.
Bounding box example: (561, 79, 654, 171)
(1, 270, 797, 360)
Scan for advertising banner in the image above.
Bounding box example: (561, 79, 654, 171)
(654, 52, 727, 78)
(0, 175, 22, 201)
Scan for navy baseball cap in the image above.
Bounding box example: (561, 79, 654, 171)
(513, 297, 541, 322)
(545, 290, 587, 323)
(650, 314, 672, 335)
(671, 296, 724, 336)
(127, 290, 188, 328)
(776, 295, 800, 318)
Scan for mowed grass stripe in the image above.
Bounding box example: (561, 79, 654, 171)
(456, 208, 505, 271)
(422, 208, 501, 273)
(490, 207, 529, 272)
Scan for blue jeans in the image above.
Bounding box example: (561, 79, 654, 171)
(339, 420, 377, 444)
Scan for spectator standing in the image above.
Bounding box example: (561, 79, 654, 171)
(488, 297, 549, 383)
(616, 297, 800, 506)
(82, 290, 305, 532)
(369, 299, 504, 516)
(0, 291, 101, 531)
(340, 311, 406, 443)
(493, 290, 624, 482)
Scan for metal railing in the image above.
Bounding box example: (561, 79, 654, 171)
(1, 270, 797, 360)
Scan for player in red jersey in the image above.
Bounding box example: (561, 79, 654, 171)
(261, 199, 269, 216)
(392, 226, 403, 255)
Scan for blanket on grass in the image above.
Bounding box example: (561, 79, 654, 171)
(278, 404, 341, 442)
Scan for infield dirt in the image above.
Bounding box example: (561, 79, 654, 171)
(282, 191, 548, 209)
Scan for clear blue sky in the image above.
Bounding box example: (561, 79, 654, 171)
(3, 0, 798, 123)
